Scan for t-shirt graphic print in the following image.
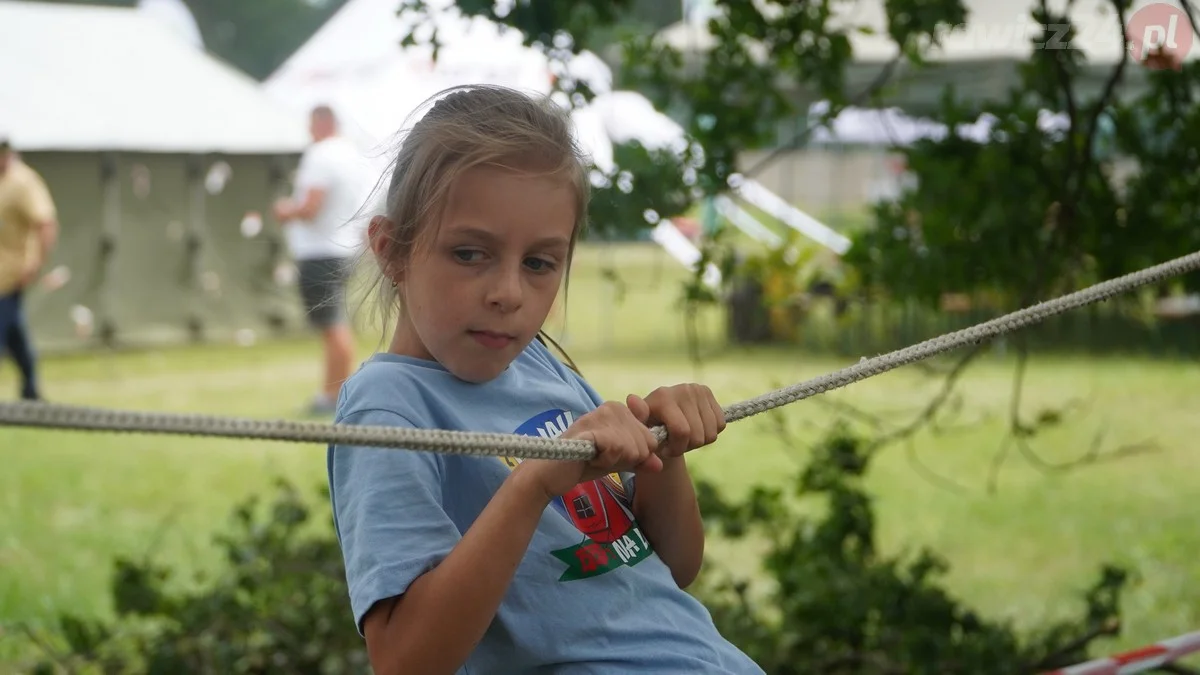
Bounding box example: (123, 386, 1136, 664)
(503, 408, 654, 581)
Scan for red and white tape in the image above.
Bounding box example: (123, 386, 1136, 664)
(1044, 631, 1200, 675)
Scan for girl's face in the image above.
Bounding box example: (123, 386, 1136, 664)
(389, 165, 577, 383)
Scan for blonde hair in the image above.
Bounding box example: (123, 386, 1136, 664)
(359, 84, 590, 368)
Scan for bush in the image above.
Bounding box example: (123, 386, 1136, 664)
(25, 427, 1129, 674)
(691, 423, 1128, 674)
(23, 479, 368, 675)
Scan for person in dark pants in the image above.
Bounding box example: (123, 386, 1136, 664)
(0, 137, 58, 401)
(272, 106, 372, 415)
(0, 292, 40, 400)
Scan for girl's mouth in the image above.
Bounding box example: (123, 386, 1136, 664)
(469, 330, 515, 350)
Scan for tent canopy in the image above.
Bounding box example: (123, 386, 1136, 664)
(137, 0, 205, 50)
(0, 0, 308, 154)
(802, 101, 1078, 147)
(263, 0, 690, 177)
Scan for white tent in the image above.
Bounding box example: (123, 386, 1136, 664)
(0, 0, 307, 154)
(264, 0, 855, 269)
(804, 101, 1073, 147)
(137, 0, 205, 51)
(264, 0, 742, 300)
(263, 0, 689, 179)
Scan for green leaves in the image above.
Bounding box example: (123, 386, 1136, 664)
(848, 6, 1200, 308)
(692, 422, 1129, 674)
(407, 0, 968, 228)
(884, 0, 968, 54)
(447, 0, 1200, 316)
(587, 140, 702, 238)
(23, 480, 368, 675)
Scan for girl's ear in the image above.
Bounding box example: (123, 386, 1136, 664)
(368, 215, 402, 284)
(367, 215, 389, 256)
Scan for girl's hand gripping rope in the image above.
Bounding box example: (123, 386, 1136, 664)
(521, 400, 664, 499)
(633, 383, 727, 460)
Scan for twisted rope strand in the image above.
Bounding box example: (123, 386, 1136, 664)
(2, 249, 1198, 461)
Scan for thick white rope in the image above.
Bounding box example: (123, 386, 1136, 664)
(2, 250, 1198, 460)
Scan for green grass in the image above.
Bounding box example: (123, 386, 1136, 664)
(2, 242, 1199, 668)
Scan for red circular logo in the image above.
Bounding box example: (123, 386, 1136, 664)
(1127, 2, 1192, 69)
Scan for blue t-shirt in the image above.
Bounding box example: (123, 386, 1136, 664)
(328, 338, 764, 674)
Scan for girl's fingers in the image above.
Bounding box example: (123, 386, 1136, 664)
(682, 395, 706, 450)
(708, 388, 726, 432)
(613, 421, 641, 468)
(625, 410, 661, 471)
(622, 403, 659, 456)
(641, 424, 659, 455)
(697, 390, 723, 445)
(638, 453, 664, 474)
(626, 393, 651, 424)
(657, 404, 691, 457)
(595, 430, 622, 470)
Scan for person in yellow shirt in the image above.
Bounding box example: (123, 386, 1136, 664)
(0, 138, 59, 401)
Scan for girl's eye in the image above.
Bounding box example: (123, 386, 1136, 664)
(453, 249, 483, 263)
(524, 257, 557, 273)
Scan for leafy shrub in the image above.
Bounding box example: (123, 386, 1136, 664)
(691, 423, 1128, 674)
(24, 479, 367, 675)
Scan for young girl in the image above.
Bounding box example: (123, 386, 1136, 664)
(328, 84, 764, 675)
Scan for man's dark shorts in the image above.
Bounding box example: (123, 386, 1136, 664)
(297, 256, 353, 329)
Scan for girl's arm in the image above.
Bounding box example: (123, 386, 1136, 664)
(362, 462, 551, 675)
(626, 385, 725, 589)
(360, 401, 664, 675)
(540, 344, 705, 583)
(631, 456, 705, 588)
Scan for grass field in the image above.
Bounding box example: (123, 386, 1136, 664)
(2, 242, 1200, 669)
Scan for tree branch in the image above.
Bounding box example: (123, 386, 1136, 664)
(1181, 1, 1200, 40)
(816, 649, 908, 674)
(1027, 617, 1121, 671)
(904, 433, 971, 494)
(866, 345, 984, 452)
(1042, 0, 1079, 189)
(810, 396, 890, 431)
(810, 347, 985, 494)
(743, 55, 904, 179)
(927, 391, 992, 437)
(18, 623, 75, 673)
(1062, 0, 1131, 240)
(988, 344, 1160, 493)
(1079, 0, 1131, 166)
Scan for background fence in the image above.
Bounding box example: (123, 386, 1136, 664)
(768, 299, 1200, 359)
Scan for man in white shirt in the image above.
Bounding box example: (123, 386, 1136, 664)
(273, 105, 371, 415)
